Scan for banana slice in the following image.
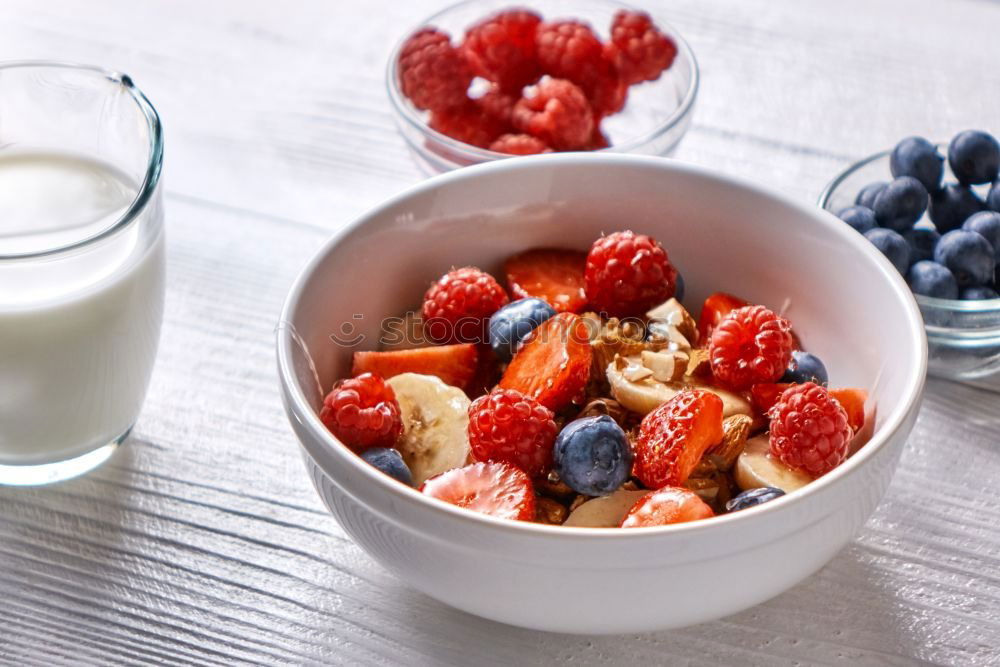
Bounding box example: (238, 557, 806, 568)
(563, 489, 649, 528)
(386, 373, 471, 486)
(606, 357, 751, 418)
(734, 434, 811, 493)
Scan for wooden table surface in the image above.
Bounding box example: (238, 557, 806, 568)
(2, 1, 999, 664)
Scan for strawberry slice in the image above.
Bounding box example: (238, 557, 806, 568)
(352, 344, 478, 389)
(830, 388, 868, 432)
(420, 461, 535, 521)
(504, 248, 588, 313)
(749, 382, 794, 415)
(633, 389, 724, 488)
(697, 292, 750, 341)
(620, 487, 714, 528)
(499, 312, 592, 410)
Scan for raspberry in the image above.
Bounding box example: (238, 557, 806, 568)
(428, 101, 510, 149)
(536, 20, 626, 115)
(709, 305, 794, 390)
(462, 9, 543, 93)
(319, 373, 402, 451)
(620, 487, 714, 528)
(422, 266, 509, 344)
(421, 461, 536, 521)
(468, 388, 558, 476)
(398, 28, 473, 111)
(479, 85, 518, 125)
(607, 10, 678, 85)
(697, 292, 750, 341)
(584, 230, 678, 317)
(769, 383, 852, 477)
(633, 389, 724, 489)
(512, 78, 594, 150)
(587, 124, 610, 150)
(489, 133, 550, 155)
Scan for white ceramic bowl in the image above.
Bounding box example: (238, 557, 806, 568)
(277, 154, 927, 634)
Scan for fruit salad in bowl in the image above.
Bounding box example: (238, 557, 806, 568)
(317, 230, 876, 529)
(277, 154, 925, 632)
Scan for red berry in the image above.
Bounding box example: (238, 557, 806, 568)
(587, 124, 611, 150)
(536, 20, 604, 82)
(462, 9, 543, 93)
(769, 383, 852, 477)
(503, 248, 588, 313)
(512, 78, 594, 150)
(607, 10, 677, 85)
(428, 101, 510, 149)
(580, 53, 627, 116)
(319, 373, 402, 451)
(633, 389, 724, 489)
(584, 230, 677, 317)
(749, 382, 795, 415)
(398, 28, 473, 111)
(422, 267, 509, 344)
(620, 487, 714, 528)
(829, 388, 868, 433)
(468, 388, 558, 476)
(351, 343, 479, 390)
(489, 133, 550, 155)
(479, 85, 518, 125)
(709, 305, 794, 390)
(697, 292, 750, 341)
(499, 312, 593, 411)
(421, 461, 536, 521)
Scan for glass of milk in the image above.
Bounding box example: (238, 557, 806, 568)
(0, 62, 165, 485)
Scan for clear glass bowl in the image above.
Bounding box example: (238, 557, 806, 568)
(386, 0, 699, 175)
(819, 145, 1000, 391)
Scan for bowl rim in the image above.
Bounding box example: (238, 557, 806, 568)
(277, 152, 928, 539)
(817, 144, 1000, 311)
(384, 0, 700, 163)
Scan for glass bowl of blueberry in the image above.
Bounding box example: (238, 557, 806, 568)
(386, 0, 699, 174)
(819, 130, 1000, 391)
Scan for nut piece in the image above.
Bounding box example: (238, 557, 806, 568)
(576, 397, 629, 426)
(535, 496, 569, 525)
(536, 473, 576, 501)
(640, 349, 688, 383)
(711, 414, 753, 471)
(685, 348, 712, 379)
(590, 316, 667, 378)
(646, 298, 699, 345)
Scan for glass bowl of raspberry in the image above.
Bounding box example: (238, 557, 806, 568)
(819, 135, 1000, 392)
(278, 153, 926, 633)
(386, 0, 699, 174)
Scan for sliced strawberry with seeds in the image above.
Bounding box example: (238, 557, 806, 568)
(499, 312, 592, 411)
(696, 292, 750, 341)
(620, 487, 714, 528)
(633, 389, 724, 488)
(504, 248, 588, 313)
(352, 344, 479, 390)
(749, 382, 794, 415)
(420, 461, 535, 521)
(830, 388, 868, 433)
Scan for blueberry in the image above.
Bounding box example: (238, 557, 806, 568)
(907, 261, 958, 299)
(963, 211, 1000, 262)
(948, 130, 1000, 185)
(929, 183, 984, 232)
(674, 272, 685, 303)
(864, 228, 910, 275)
(726, 487, 785, 512)
(487, 297, 557, 362)
(933, 230, 995, 287)
(553, 415, 632, 496)
(360, 448, 413, 486)
(890, 136, 944, 192)
(987, 181, 1000, 213)
(837, 205, 877, 234)
(960, 286, 999, 300)
(781, 350, 829, 386)
(902, 228, 941, 265)
(872, 176, 928, 232)
(855, 181, 887, 209)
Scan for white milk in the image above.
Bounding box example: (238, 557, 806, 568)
(0, 150, 164, 465)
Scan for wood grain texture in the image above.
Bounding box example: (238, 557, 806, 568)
(1, 0, 999, 665)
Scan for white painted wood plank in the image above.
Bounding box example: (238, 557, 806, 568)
(0, 0, 998, 665)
